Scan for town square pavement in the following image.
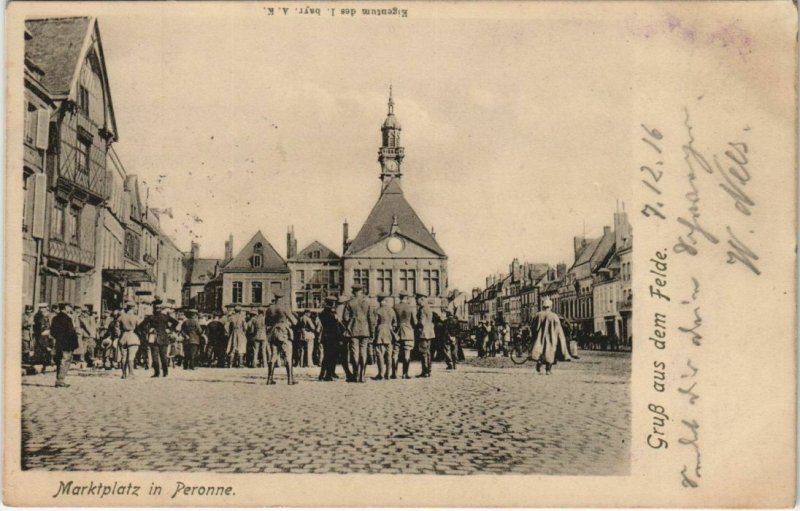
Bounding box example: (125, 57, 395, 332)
(21, 351, 630, 475)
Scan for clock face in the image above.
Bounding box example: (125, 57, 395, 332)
(384, 160, 398, 172)
(387, 236, 405, 254)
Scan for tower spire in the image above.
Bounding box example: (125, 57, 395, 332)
(388, 84, 394, 115)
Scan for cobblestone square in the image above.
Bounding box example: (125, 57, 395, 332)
(22, 352, 630, 475)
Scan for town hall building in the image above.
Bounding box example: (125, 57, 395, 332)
(341, 90, 448, 309)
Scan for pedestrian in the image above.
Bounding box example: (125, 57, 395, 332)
(476, 321, 489, 358)
(530, 298, 571, 375)
(227, 305, 247, 368)
(393, 290, 417, 379)
(443, 310, 461, 370)
(415, 293, 436, 378)
(206, 311, 228, 368)
(50, 302, 79, 387)
(558, 315, 579, 359)
(78, 306, 97, 368)
(265, 291, 297, 385)
(22, 306, 34, 365)
(139, 297, 178, 377)
(317, 296, 341, 381)
(297, 310, 316, 368)
(181, 309, 203, 370)
(372, 293, 397, 380)
(248, 307, 268, 368)
(335, 294, 352, 381)
(33, 303, 53, 372)
(342, 284, 374, 383)
(118, 302, 141, 379)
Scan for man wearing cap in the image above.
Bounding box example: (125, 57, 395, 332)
(393, 290, 417, 379)
(248, 307, 268, 368)
(529, 298, 571, 375)
(139, 298, 178, 377)
(317, 296, 341, 381)
(78, 306, 97, 368)
(265, 290, 297, 384)
(181, 310, 203, 370)
(119, 303, 140, 378)
(335, 294, 352, 380)
(206, 311, 228, 368)
(297, 310, 316, 368)
(443, 310, 461, 370)
(227, 305, 248, 368)
(416, 293, 436, 378)
(343, 284, 374, 383)
(33, 303, 53, 371)
(372, 293, 397, 380)
(50, 303, 79, 387)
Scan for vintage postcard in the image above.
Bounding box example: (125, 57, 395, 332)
(3, 0, 797, 507)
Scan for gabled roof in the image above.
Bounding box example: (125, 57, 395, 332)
(288, 240, 340, 262)
(571, 228, 616, 279)
(222, 231, 287, 273)
(25, 17, 118, 140)
(345, 179, 445, 257)
(184, 258, 219, 285)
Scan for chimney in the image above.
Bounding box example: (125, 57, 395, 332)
(614, 207, 631, 248)
(190, 241, 199, 260)
(287, 226, 296, 259)
(573, 236, 585, 260)
(224, 234, 233, 262)
(342, 220, 349, 254)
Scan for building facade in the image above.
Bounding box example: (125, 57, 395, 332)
(342, 90, 448, 309)
(286, 230, 341, 312)
(26, 17, 119, 311)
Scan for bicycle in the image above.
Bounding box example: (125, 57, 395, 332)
(509, 334, 534, 365)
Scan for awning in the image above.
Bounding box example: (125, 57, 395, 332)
(102, 268, 154, 284)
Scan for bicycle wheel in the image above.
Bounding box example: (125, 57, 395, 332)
(509, 340, 531, 365)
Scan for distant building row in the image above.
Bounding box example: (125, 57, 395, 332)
(22, 17, 183, 314)
(467, 208, 632, 345)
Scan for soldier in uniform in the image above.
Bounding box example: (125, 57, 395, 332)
(342, 284, 374, 383)
(248, 307, 268, 368)
(33, 303, 52, 372)
(443, 310, 461, 370)
(372, 293, 397, 380)
(393, 290, 417, 379)
(118, 302, 140, 379)
(317, 296, 341, 381)
(265, 291, 297, 385)
(181, 310, 203, 370)
(50, 303, 79, 387)
(206, 311, 228, 368)
(140, 298, 179, 377)
(227, 305, 248, 368)
(416, 293, 436, 378)
(335, 294, 352, 381)
(297, 310, 316, 368)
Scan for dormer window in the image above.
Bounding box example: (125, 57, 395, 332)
(253, 254, 262, 267)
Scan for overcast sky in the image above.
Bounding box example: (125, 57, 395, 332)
(97, 10, 634, 291)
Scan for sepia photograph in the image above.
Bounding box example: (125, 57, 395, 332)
(5, 1, 796, 507)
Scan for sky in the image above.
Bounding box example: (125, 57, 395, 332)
(97, 10, 635, 292)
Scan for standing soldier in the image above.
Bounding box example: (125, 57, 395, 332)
(227, 305, 247, 368)
(78, 306, 97, 368)
(50, 303, 79, 388)
(312, 311, 323, 367)
(443, 310, 461, 370)
(119, 303, 140, 379)
(342, 284, 374, 383)
(297, 310, 316, 368)
(140, 298, 179, 377)
(415, 293, 436, 378)
(181, 310, 203, 370)
(33, 303, 52, 372)
(248, 307, 268, 368)
(393, 290, 417, 379)
(317, 296, 340, 381)
(265, 291, 297, 385)
(335, 294, 352, 381)
(530, 298, 571, 375)
(372, 293, 397, 380)
(206, 312, 228, 368)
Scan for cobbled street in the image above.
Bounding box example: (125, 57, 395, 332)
(22, 352, 630, 475)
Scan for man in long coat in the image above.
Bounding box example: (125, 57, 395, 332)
(415, 293, 436, 378)
(335, 294, 352, 380)
(50, 303, 79, 387)
(227, 305, 248, 368)
(372, 293, 397, 380)
(530, 298, 571, 375)
(393, 290, 417, 379)
(342, 284, 374, 383)
(317, 296, 341, 381)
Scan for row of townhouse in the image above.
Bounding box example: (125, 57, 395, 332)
(467, 208, 633, 346)
(22, 17, 183, 315)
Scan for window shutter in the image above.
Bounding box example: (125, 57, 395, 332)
(35, 110, 49, 149)
(31, 173, 47, 239)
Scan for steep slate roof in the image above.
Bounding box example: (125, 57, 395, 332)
(345, 179, 445, 257)
(222, 231, 288, 273)
(25, 17, 91, 96)
(288, 241, 340, 262)
(570, 228, 616, 279)
(184, 258, 219, 284)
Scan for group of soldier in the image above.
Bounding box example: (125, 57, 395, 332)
(22, 283, 463, 387)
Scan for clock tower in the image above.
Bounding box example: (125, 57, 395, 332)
(378, 86, 404, 191)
